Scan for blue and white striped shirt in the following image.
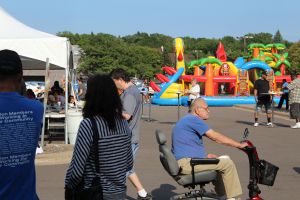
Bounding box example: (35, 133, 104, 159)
(65, 116, 133, 195)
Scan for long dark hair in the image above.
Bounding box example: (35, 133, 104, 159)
(82, 74, 123, 129)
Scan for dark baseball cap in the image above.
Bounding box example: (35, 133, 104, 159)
(261, 71, 267, 76)
(0, 49, 23, 75)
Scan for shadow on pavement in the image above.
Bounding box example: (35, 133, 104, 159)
(158, 121, 176, 125)
(126, 196, 136, 200)
(235, 120, 254, 126)
(141, 118, 157, 122)
(293, 167, 300, 174)
(236, 120, 291, 128)
(273, 123, 290, 128)
(151, 184, 178, 199)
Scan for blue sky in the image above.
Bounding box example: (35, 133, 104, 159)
(1, 0, 299, 42)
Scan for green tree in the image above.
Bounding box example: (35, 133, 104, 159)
(161, 49, 172, 66)
(123, 32, 173, 51)
(57, 31, 295, 78)
(287, 41, 300, 74)
(56, 32, 163, 77)
(221, 36, 243, 61)
(241, 32, 273, 45)
(273, 30, 283, 43)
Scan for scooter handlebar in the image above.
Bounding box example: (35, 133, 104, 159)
(242, 145, 254, 152)
(241, 140, 255, 147)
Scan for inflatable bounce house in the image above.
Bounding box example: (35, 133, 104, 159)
(150, 38, 297, 106)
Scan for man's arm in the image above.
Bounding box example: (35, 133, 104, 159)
(254, 89, 257, 97)
(190, 91, 199, 96)
(77, 86, 83, 96)
(122, 94, 135, 121)
(205, 129, 247, 149)
(122, 112, 132, 121)
(254, 89, 258, 102)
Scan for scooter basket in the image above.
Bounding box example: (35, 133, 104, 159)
(258, 160, 279, 186)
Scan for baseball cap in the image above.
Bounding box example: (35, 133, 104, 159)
(0, 49, 23, 75)
(261, 71, 267, 76)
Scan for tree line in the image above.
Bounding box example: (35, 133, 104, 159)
(58, 30, 299, 79)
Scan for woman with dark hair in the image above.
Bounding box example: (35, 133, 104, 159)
(65, 74, 133, 200)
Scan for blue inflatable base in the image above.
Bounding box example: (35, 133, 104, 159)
(151, 96, 280, 107)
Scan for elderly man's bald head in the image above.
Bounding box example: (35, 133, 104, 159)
(190, 98, 206, 112)
(190, 98, 210, 120)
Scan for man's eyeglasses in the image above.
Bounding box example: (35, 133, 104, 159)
(200, 106, 209, 112)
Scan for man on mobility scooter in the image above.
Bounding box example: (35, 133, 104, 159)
(165, 98, 279, 200)
(172, 98, 248, 200)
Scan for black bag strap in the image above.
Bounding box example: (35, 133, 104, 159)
(90, 117, 100, 175)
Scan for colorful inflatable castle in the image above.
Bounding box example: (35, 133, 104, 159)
(150, 38, 297, 106)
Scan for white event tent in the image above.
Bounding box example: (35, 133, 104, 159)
(0, 7, 73, 144)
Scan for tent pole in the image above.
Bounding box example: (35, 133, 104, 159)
(65, 66, 69, 144)
(65, 42, 71, 144)
(41, 58, 50, 147)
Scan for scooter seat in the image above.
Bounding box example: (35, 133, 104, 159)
(176, 170, 217, 186)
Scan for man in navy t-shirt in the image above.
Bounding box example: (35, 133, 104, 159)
(0, 50, 43, 200)
(172, 98, 247, 200)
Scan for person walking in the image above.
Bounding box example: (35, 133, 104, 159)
(0, 50, 43, 200)
(277, 79, 289, 110)
(65, 74, 133, 199)
(287, 74, 300, 129)
(253, 71, 272, 127)
(110, 68, 152, 200)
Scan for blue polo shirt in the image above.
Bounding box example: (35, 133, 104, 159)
(0, 92, 43, 200)
(282, 82, 289, 94)
(172, 114, 210, 160)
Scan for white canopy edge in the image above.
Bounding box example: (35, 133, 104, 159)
(0, 6, 71, 70)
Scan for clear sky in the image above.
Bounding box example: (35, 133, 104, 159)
(1, 0, 299, 42)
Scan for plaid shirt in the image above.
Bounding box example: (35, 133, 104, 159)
(287, 78, 300, 104)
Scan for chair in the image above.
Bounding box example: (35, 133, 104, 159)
(155, 129, 221, 200)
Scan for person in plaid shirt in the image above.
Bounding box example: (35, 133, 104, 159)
(287, 74, 300, 128)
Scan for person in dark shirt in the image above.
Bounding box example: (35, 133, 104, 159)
(253, 71, 272, 127)
(51, 80, 64, 94)
(276, 79, 289, 110)
(26, 89, 36, 99)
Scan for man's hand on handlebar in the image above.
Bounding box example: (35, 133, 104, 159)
(207, 153, 218, 158)
(238, 142, 249, 149)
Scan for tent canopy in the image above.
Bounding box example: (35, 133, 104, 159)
(0, 6, 74, 144)
(0, 6, 72, 70)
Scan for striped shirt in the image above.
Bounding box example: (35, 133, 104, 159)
(65, 116, 133, 195)
(288, 78, 300, 104)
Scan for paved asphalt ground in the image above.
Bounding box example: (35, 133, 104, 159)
(36, 105, 300, 200)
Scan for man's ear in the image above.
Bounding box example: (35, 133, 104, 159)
(194, 105, 200, 115)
